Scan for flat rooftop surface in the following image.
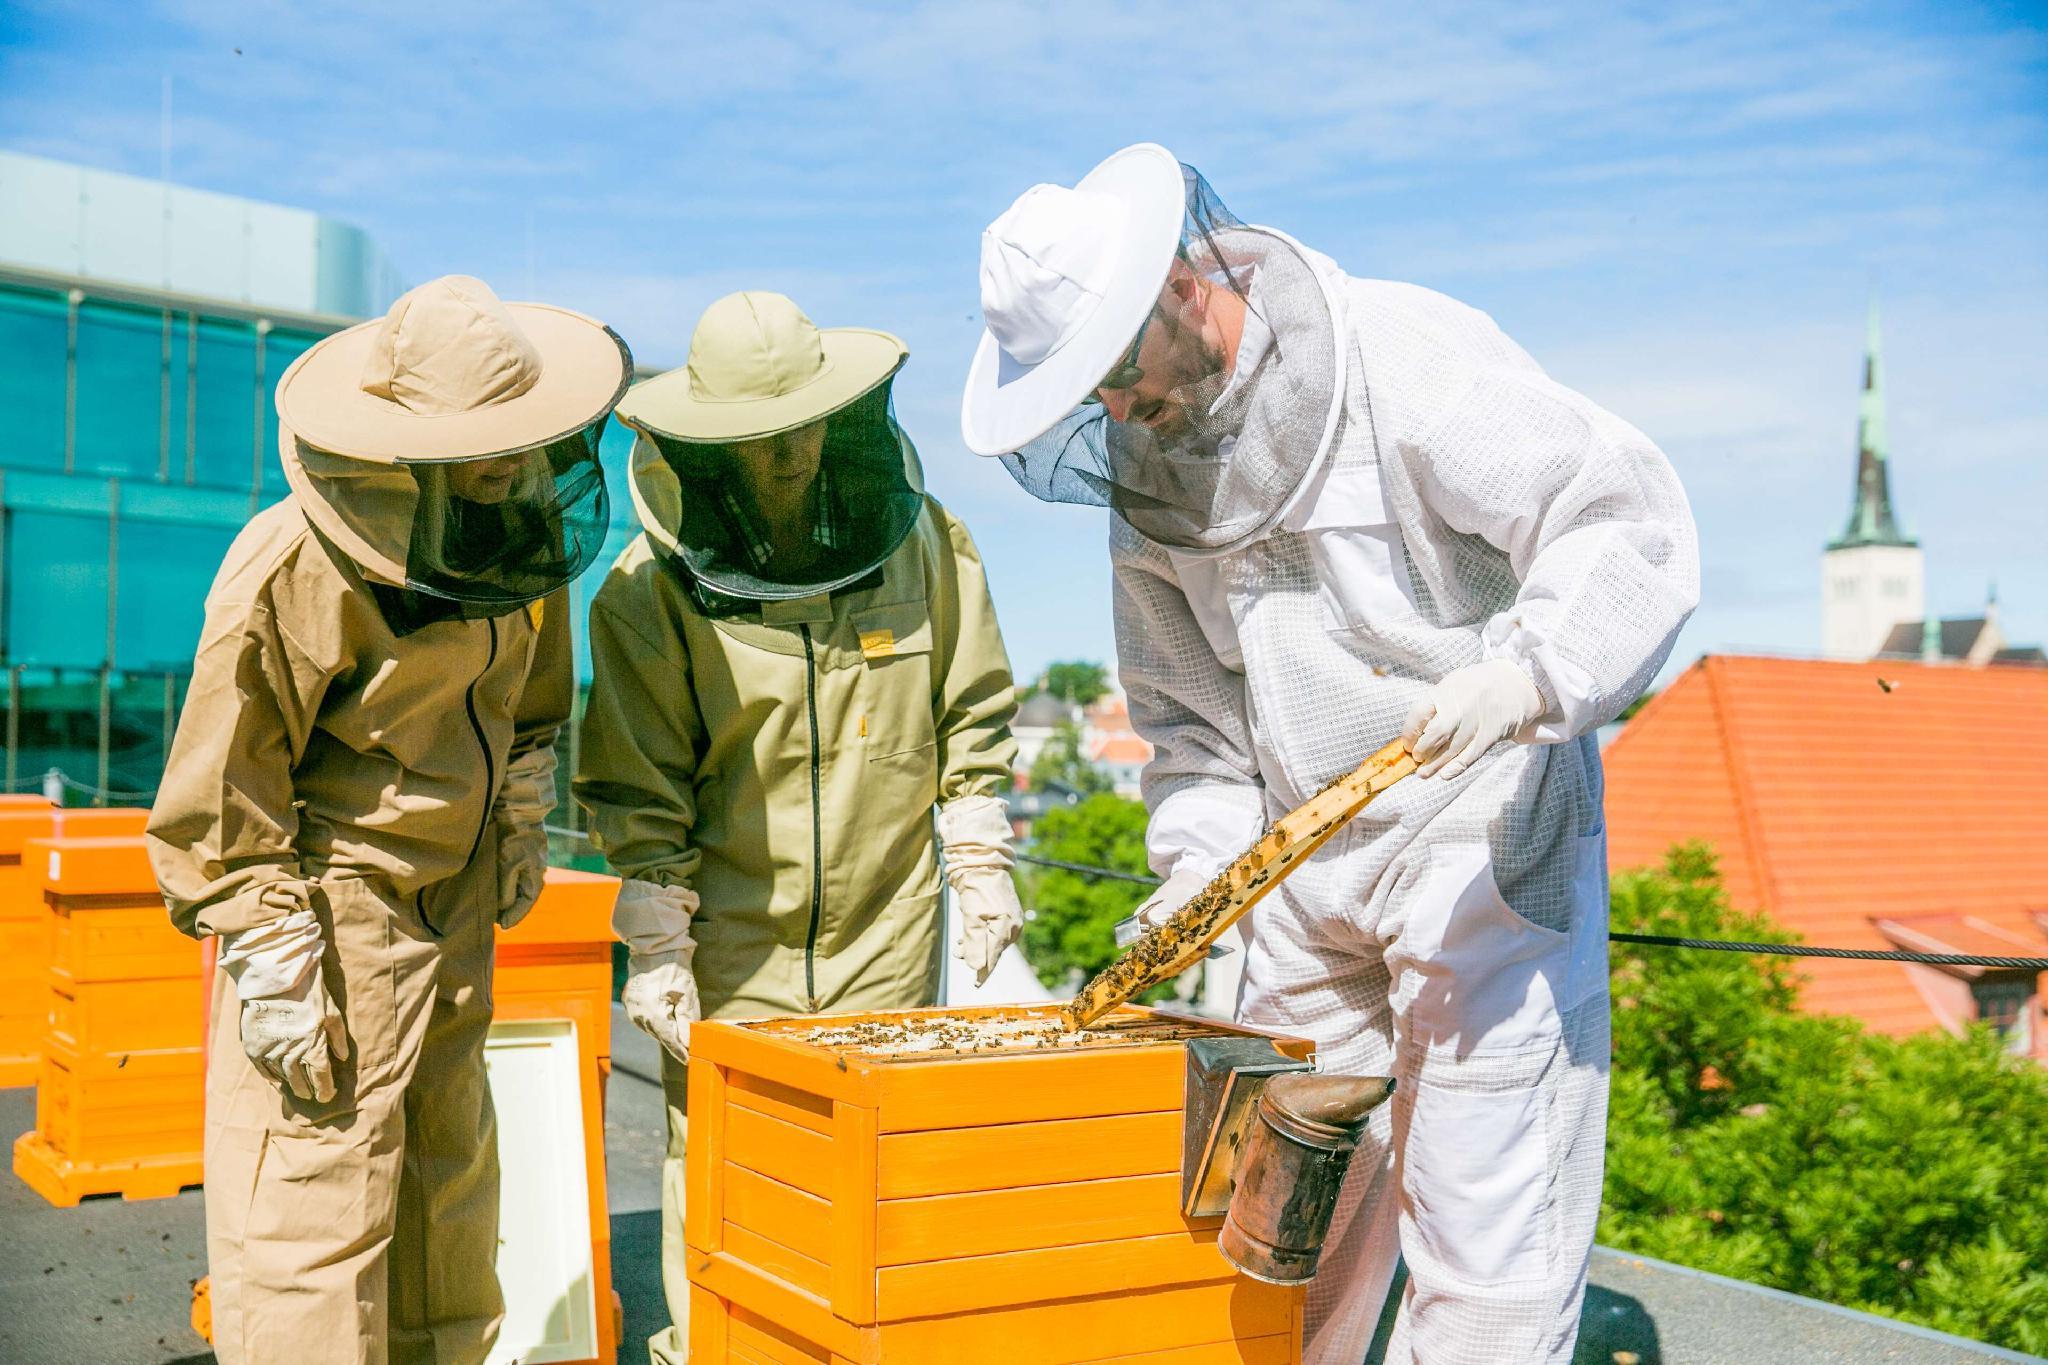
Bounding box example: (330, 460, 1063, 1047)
(0, 1009, 2028, 1364)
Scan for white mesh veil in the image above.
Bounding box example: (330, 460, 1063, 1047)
(999, 166, 1342, 556)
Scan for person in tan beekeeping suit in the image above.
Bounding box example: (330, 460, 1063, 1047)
(147, 275, 630, 1365)
(573, 290, 1020, 1364)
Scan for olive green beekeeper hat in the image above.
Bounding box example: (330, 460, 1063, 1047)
(616, 290, 905, 441)
(619, 292, 925, 601)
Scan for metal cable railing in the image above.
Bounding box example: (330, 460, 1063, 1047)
(33, 779, 2048, 973)
(1018, 853, 2048, 971)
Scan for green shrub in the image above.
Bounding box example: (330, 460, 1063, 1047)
(1602, 844, 2048, 1353)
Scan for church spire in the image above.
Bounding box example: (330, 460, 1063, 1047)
(1829, 295, 1915, 550)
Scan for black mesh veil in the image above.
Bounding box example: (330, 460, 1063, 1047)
(634, 377, 926, 601)
(401, 418, 612, 610)
(997, 164, 1339, 555)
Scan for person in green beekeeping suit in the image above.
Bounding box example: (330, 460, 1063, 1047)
(572, 290, 1021, 1363)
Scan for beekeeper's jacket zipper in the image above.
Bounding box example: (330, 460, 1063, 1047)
(421, 613, 500, 938)
(800, 623, 824, 1011)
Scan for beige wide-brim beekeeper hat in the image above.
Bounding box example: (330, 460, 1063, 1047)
(275, 274, 631, 462)
(617, 290, 906, 444)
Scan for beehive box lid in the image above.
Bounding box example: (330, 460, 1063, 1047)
(692, 1004, 1314, 1134)
(745, 1004, 1268, 1063)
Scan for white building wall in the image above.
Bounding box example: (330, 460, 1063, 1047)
(1822, 543, 1924, 659)
(0, 150, 397, 319)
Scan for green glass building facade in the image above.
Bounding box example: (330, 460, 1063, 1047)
(0, 151, 640, 811)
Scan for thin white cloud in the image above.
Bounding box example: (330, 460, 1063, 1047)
(2, 0, 2043, 674)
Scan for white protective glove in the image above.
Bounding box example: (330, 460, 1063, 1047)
(219, 894, 350, 1104)
(613, 878, 701, 1062)
(1399, 658, 1547, 781)
(935, 795, 1024, 987)
(1112, 865, 1221, 951)
(494, 747, 557, 929)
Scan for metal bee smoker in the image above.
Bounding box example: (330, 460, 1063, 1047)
(1181, 1037, 1396, 1284)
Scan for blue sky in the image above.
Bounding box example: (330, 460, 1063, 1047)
(4, 1, 2044, 685)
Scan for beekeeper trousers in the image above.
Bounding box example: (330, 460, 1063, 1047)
(202, 856, 504, 1365)
(1238, 846, 1611, 1365)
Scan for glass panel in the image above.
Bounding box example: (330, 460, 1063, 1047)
(260, 329, 318, 497)
(5, 509, 110, 667)
(73, 299, 165, 479)
(168, 313, 193, 483)
(6, 665, 101, 803)
(598, 415, 636, 527)
(0, 285, 70, 471)
(193, 317, 260, 490)
(114, 517, 235, 671)
(106, 670, 182, 801)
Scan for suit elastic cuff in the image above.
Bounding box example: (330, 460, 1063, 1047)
(1481, 611, 1592, 742)
(192, 877, 314, 938)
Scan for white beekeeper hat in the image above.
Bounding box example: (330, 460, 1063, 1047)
(960, 142, 1186, 458)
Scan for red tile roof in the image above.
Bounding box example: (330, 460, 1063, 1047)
(1089, 734, 1153, 765)
(1603, 655, 2048, 1042)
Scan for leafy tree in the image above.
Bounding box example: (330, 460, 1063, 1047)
(1617, 688, 1658, 722)
(1028, 719, 1113, 797)
(1601, 844, 2048, 1354)
(1039, 660, 1110, 706)
(1016, 792, 1171, 999)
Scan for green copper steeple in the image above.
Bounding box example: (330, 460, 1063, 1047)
(1828, 296, 1915, 550)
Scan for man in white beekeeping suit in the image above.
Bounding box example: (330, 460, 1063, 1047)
(960, 144, 1699, 1364)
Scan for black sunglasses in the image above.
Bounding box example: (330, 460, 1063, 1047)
(1081, 309, 1158, 404)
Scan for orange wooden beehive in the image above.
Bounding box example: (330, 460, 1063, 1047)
(11, 832, 207, 1204)
(0, 807, 150, 1087)
(0, 806, 57, 1088)
(685, 1004, 1316, 1365)
(491, 866, 625, 1365)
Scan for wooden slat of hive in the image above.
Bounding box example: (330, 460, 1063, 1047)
(700, 1020, 876, 1108)
(684, 1059, 730, 1255)
(728, 1313, 829, 1365)
(1080, 1338, 1299, 1365)
(728, 1070, 835, 1134)
(871, 1045, 1188, 1132)
(727, 1104, 833, 1199)
(724, 1163, 831, 1264)
(694, 1288, 836, 1365)
(876, 1109, 1181, 1198)
(877, 1172, 1204, 1266)
(876, 1278, 1298, 1363)
(688, 1252, 862, 1362)
(874, 1227, 1237, 1319)
(724, 1221, 827, 1301)
(828, 1099, 880, 1327)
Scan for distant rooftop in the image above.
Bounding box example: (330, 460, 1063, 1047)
(1013, 692, 1076, 730)
(1604, 654, 2048, 1049)
(0, 149, 403, 321)
(1873, 610, 2044, 667)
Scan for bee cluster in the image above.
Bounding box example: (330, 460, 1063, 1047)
(768, 1010, 1213, 1060)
